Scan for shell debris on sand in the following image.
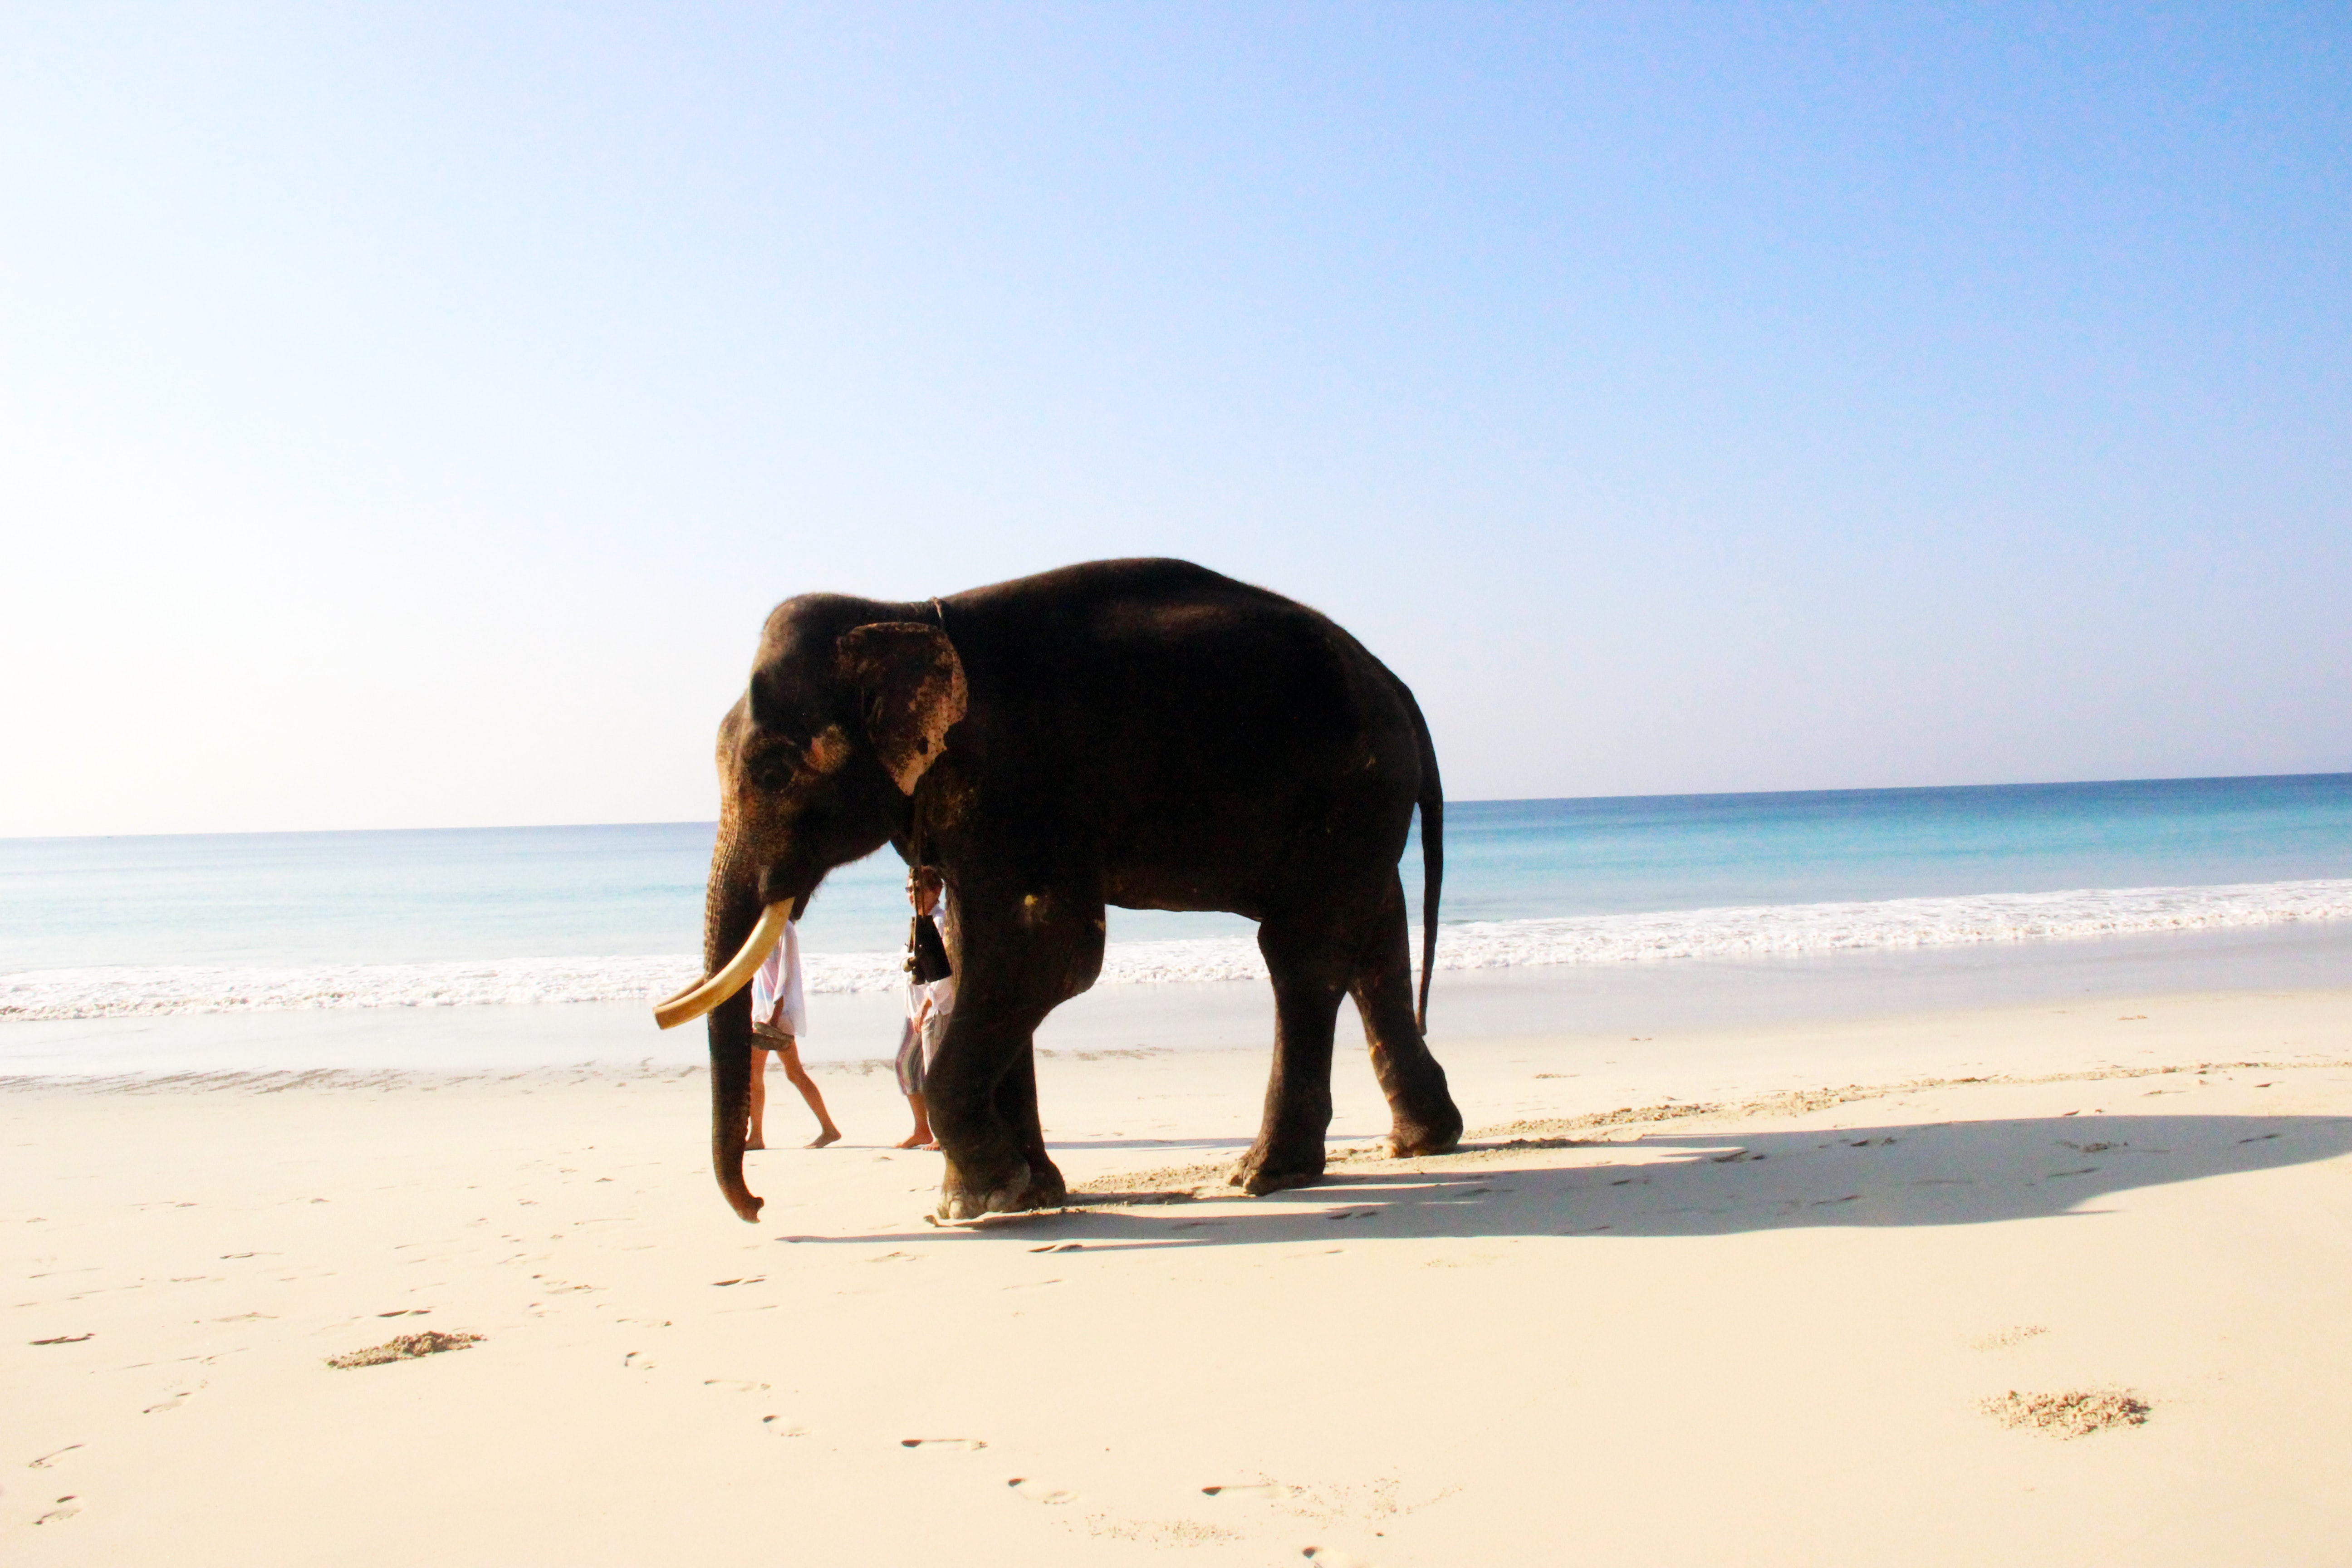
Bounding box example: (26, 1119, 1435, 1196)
(1979, 1387, 2151, 1438)
(325, 1330, 484, 1369)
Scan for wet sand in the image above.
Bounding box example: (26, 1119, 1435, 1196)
(7, 986, 2352, 1563)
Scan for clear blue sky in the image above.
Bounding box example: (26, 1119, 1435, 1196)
(4, 3, 2345, 835)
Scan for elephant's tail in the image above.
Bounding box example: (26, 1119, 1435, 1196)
(1403, 682, 1442, 1034)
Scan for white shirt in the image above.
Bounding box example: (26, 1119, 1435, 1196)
(749, 920, 808, 1041)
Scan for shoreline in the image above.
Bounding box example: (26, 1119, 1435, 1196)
(10, 877, 2352, 1023)
(6, 918, 2350, 1078)
(9, 987, 2347, 1140)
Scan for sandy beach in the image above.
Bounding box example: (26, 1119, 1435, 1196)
(13, 4, 2349, 1561)
(9, 985, 2352, 1563)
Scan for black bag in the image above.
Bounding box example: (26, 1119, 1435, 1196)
(906, 910, 952, 985)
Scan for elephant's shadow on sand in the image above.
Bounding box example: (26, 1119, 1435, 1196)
(812, 1113, 2352, 1247)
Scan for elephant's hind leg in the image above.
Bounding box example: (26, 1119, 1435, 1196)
(1230, 917, 1348, 1196)
(1333, 867, 1462, 1156)
(1351, 923, 1464, 1158)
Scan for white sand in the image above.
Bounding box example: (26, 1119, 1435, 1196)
(8, 987, 2352, 1563)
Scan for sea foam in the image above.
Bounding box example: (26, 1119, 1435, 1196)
(7, 878, 2349, 1022)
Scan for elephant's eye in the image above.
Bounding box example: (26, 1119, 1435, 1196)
(745, 745, 800, 792)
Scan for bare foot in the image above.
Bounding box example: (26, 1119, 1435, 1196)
(806, 1128, 842, 1149)
(920, 1139, 940, 1151)
(745, 1137, 766, 1151)
(895, 1129, 933, 1149)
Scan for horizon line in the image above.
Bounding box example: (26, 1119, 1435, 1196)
(6, 769, 2347, 845)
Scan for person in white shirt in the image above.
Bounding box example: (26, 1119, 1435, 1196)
(893, 868, 955, 1149)
(747, 916, 840, 1149)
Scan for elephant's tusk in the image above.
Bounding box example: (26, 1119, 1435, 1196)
(653, 900, 794, 1030)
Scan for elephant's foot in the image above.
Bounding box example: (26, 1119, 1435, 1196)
(1229, 1140, 1327, 1197)
(1019, 1156, 1069, 1210)
(1385, 1102, 1464, 1159)
(936, 1155, 1068, 1221)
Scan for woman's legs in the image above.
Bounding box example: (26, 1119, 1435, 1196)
(896, 1092, 934, 1150)
(894, 1010, 935, 1148)
(748, 1041, 839, 1150)
(773, 1039, 842, 1148)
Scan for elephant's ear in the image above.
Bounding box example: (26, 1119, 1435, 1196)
(835, 622, 967, 794)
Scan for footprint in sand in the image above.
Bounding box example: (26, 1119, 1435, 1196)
(1006, 1477, 1076, 1504)
(35, 1497, 80, 1525)
(761, 1416, 810, 1436)
(622, 1351, 655, 1371)
(706, 1379, 772, 1393)
(1301, 1549, 1371, 1567)
(1203, 1483, 1294, 1501)
(30, 1444, 84, 1469)
(901, 1437, 987, 1451)
(142, 1391, 194, 1415)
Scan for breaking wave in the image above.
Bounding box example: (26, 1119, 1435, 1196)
(7, 879, 2349, 1022)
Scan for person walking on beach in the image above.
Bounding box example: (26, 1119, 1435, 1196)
(747, 915, 841, 1150)
(894, 867, 956, 1149)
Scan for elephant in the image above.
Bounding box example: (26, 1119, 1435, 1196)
(655, 557, 1464, 1222)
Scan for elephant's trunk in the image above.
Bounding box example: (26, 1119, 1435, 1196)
(697, 819, 769, 1223)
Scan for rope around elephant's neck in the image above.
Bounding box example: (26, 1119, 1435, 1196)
(910, 595, 946, 881)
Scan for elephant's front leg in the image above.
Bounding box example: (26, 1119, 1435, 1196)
(925, 1009, 1046, 1220)
(993, 1046, 1066, 1208)
(925, 890, 1094, 1220)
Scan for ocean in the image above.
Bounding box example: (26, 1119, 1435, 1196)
(5, 774, 2349, 1036)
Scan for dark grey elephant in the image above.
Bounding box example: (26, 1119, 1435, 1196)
(657, 558, 1462, 1221)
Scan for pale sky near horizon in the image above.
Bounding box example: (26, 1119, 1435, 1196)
(4, 4, 2347, 838)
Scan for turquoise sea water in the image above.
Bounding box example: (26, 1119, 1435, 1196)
(3, 774, 2348, 1074)
(4, 773, 2348, 980)
(1433, 774, 2352, 921)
